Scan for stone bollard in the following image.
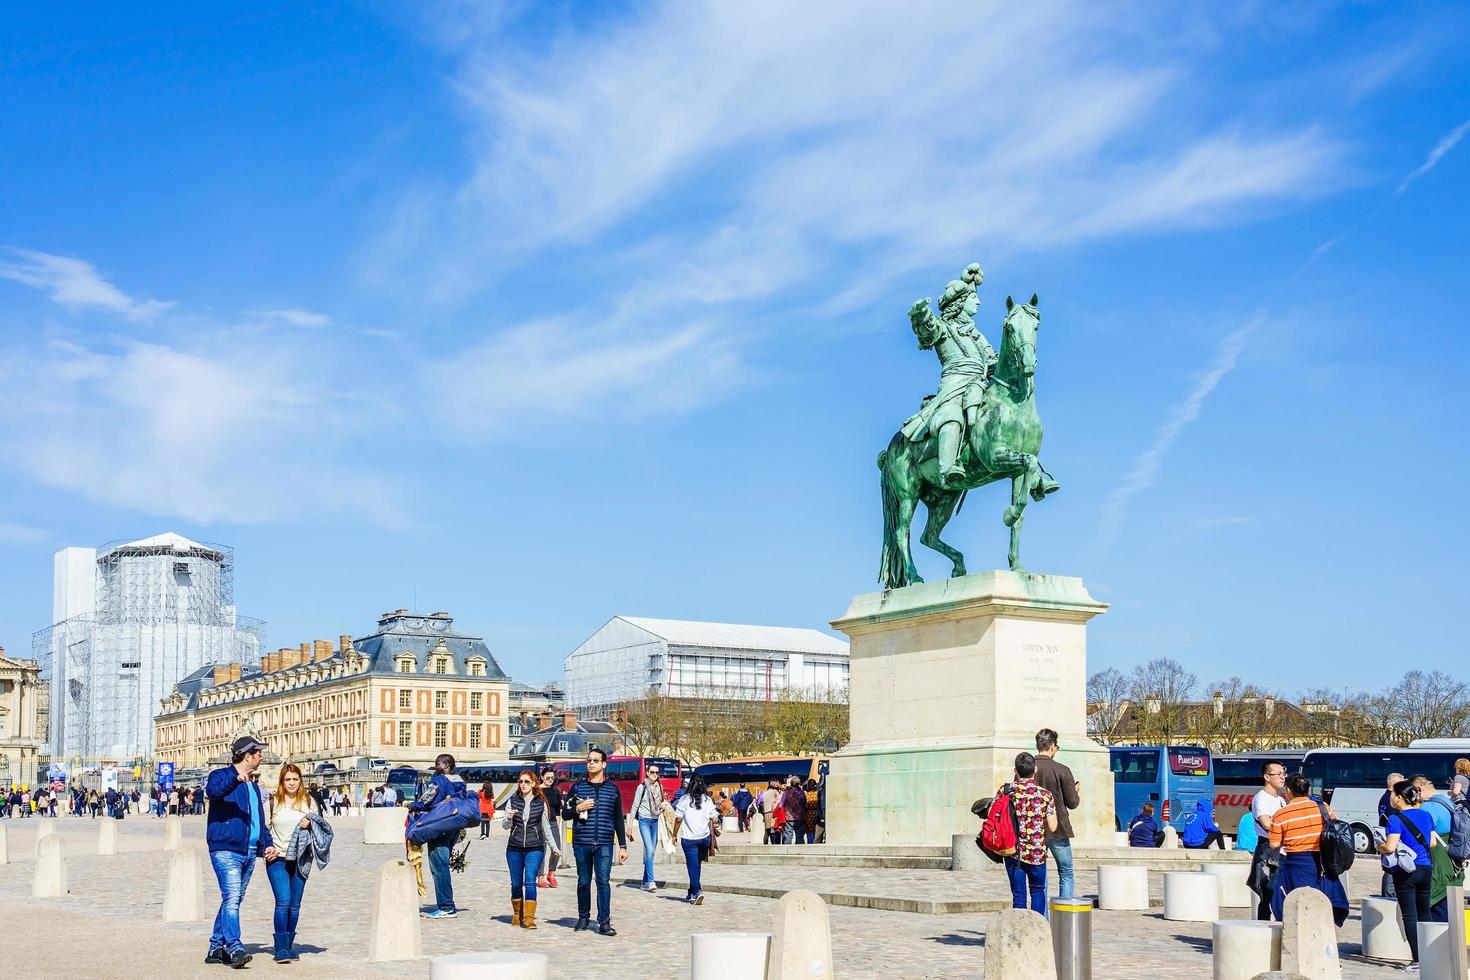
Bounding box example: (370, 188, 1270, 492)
(1160, 825, 1180, 849)
(1417, 922, 1451, 979)
(0, 821, 9, 865)
(1249, 974, 1309, 980)
(163, 844, 205, 922)
(368, 859, 423, 962)
(985, 908, 1059, 980)
(768, 889, 833, 980)
(364, 806, 405, 845)
(98, 819, 118, 856)
(1202, 862, 1254, 908)
(163, 814, 183, 851)
(691, 932, 771, 980)
(1359, 896, 1411, 962)
(1113, 831, 1130, 847)
(951, 833, 990, 871)
(35, 818, 57, 856)
(430, 952, 549, 980)
(1163, 872, 1218, 921)
(1212, 920, 1282, 980)
(1280, 888, 1340, 980)
(1097, 866, 1149, 910)
(32, 835, 66, 898)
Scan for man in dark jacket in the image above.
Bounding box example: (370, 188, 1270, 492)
(205, 736, 277, 968)
(1033, 728, 1081, 899)
(409, 753, 468, 919)
(564, 747, 628, 935)
(780, 777, 807, 845)
(731, 784, 755, 833)
(1128, 803, 1164, 848)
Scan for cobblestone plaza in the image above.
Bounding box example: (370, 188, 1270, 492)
(0, 814, 1415, 978)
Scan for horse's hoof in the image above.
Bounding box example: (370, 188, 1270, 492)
(950, 568, 967, 579)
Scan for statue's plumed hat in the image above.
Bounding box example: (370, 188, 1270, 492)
(938, 279, 971, 311)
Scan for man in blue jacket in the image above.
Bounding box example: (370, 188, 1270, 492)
(205, 736, 277, 968)
(409, 753, 468, 919)
(564, 747, 628, 935)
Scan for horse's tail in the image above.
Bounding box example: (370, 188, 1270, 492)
(878, 436, 905, 588)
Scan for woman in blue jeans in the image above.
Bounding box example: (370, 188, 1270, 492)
(502, 770, 558, 929)
(672, 776, 719, 904)
(265, 764, 315, 963)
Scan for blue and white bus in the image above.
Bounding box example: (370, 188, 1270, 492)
(1302, 747, 1464, 853)
(1109, 745, 1214, 831)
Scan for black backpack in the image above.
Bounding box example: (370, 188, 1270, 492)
(1315, 802, 1355, 878)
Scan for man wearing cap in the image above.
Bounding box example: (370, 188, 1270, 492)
(204, 736, 278, 968)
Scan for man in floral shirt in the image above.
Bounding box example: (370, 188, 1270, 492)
(1004, 751, 1058, 916)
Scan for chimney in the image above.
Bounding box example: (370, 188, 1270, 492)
(300, 642, 311, 663)
(1212, 691, 1223, 718)
(314, 639, 332, 662)
(536, 712, 552, 731)
(518, 711, 529, 731)
(562, 710, 577, 732)
(1264, 696, 1275, 719)
(229, 663, 242, 682)
(213, 665, 232, 685)
(339, 634, 353, 655)
(1146, 698, 1161, 715)
(264, 652, 277, 673)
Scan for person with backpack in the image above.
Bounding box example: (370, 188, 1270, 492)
(996, 752, 1057, 917)
(408, 753, 470, 920)
(1127, 803, 1163, 847)
(1378, 779, 1439, 969)
(1268, 773, 1348, 925)
(1411, 774, 1468, 924)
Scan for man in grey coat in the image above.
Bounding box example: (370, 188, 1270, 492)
(1033, 728, 1081, 900)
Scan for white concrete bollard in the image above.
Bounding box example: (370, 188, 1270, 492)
(430, 952, 549, 980)
(951, 833, 991, 871)
(1203, 862, 1254, 908)
(691, 932, 771, 980)
(984, 908, 1059, 980)
(721, 815, 739, 832)
(98, 819, 118, 856)
(32, 835, 66, 898)
(1161, 825, 1180, 849)
(768, 889, 834, 980)
(1212, 920, 1282, 980)
(364, 806, 405, 845)
(1113, 831, 1130, 847)
(1418, 922, 1451, 979)
(1359, 896, 1411, 962)
(35, 818, 57, 856)
(1162, 872, 1218, 922)
(1249, 974, 1308, 979)
(163, 844, 205, 922)
(1280, 887, 1341, 980)
(0, 821, 9, 865)
(1097, 865, 1150, 910)
(368, 859, 423, 962)
(163, 814, 183, 851)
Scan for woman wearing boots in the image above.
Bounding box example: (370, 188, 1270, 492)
(502, 769, 558, 929)
(266, 763, 326, 963)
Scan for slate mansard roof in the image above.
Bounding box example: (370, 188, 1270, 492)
(354, 610, 509, 680)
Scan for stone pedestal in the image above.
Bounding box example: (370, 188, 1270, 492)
(1359, 896, 1411, 962)
(163, 845, 205, 922)
(1212, 920, 1282, 980)
(691, 933, 771, 980)
(1163, 872, 1218, 921)
(827, 571, 1113, 847)
(1203, 862, 1254, 908)
(98, 821, 117, 856)
(1097, 866, 1149, 910)
(430, 952, 548, 979)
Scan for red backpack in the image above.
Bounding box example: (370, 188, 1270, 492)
(978, 785, 1020, 862)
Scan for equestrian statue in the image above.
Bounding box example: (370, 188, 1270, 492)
(878, 261, 1058, 589)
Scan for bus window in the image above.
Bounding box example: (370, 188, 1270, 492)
(1111, 750, 1160, 784)
(607, 760, 640, 781)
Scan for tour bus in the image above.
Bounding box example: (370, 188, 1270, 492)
(1109, 745, 1214, 831)
(1212, 750, 1305, 837)
(692, 756, 830, 800)
(384, 765, 423, 803)
(552, 755, 683, 811)
(456, 761, 546, 807)
(1301, 747, 1465, 852)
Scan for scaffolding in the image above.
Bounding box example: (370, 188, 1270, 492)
(33, 535, 264, 767)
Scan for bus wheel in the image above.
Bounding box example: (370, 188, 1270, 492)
(1351, 823, 1373, 854)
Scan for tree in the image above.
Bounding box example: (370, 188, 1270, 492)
(1087, 668, 1130, 735)
(1124, 658, 1198, 745)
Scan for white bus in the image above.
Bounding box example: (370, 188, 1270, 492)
(1212, 751, 1305, 838)
(1301, 747, 1466, 853)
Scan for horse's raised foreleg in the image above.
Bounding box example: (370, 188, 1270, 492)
(1005, 472, 1028, 571)
(919, 489, 967, 578)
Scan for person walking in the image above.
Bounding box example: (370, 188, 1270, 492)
(672, 774, 718, 905)
(479, 781, 496, 839)
(630, 762, 669, 892)
(539, 769, 565, 887)
(1033, 728, 1080, 900)
(409, 754, 469, 920)
(1181, 799, 1226, 850)
(1268, 773, 1347, 925)
(758, 779, 782, 844)
(502, 770, 557, 929)
(1248, 760, 1288, 920)
(731, 783, 754, 834)
(779, 776, 807, 845)
(563, 748, 628, 936)
(266, 763, 333, 963)
(1001, 752, 1057, 917)
(204, 736, 278, 968)
(1378, 778, 1437, 969)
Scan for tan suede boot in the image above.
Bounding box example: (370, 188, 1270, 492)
(522, 899, 538, 929)
(510, 898, 523, 927)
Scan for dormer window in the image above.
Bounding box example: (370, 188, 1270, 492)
(431, 655, 453, 675)
(396, 655, 415, 674)
(467, 659, 485, 677)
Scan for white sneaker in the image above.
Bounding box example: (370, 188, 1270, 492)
(1401, 964, 1419, 973)
(644, 882, 656, 892)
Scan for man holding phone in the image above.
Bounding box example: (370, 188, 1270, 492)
(564, 748, 628, 935)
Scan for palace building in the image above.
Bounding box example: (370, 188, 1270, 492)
(154, 610, 510, 772)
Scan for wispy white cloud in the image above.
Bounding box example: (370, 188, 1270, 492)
(1395, 118, 1470, 195)
(254, 308, 333, 329)
(0, 523, 48, 544)
(0, 247, 172, 321)
(1094, 315, 1261, 555)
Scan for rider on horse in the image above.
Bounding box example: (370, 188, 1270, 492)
(900, 262, 996, 488)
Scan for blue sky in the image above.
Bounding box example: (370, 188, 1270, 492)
(1, 2, 1467, 696)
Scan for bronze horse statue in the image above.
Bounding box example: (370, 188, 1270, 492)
(878, 295, 1057, 588)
